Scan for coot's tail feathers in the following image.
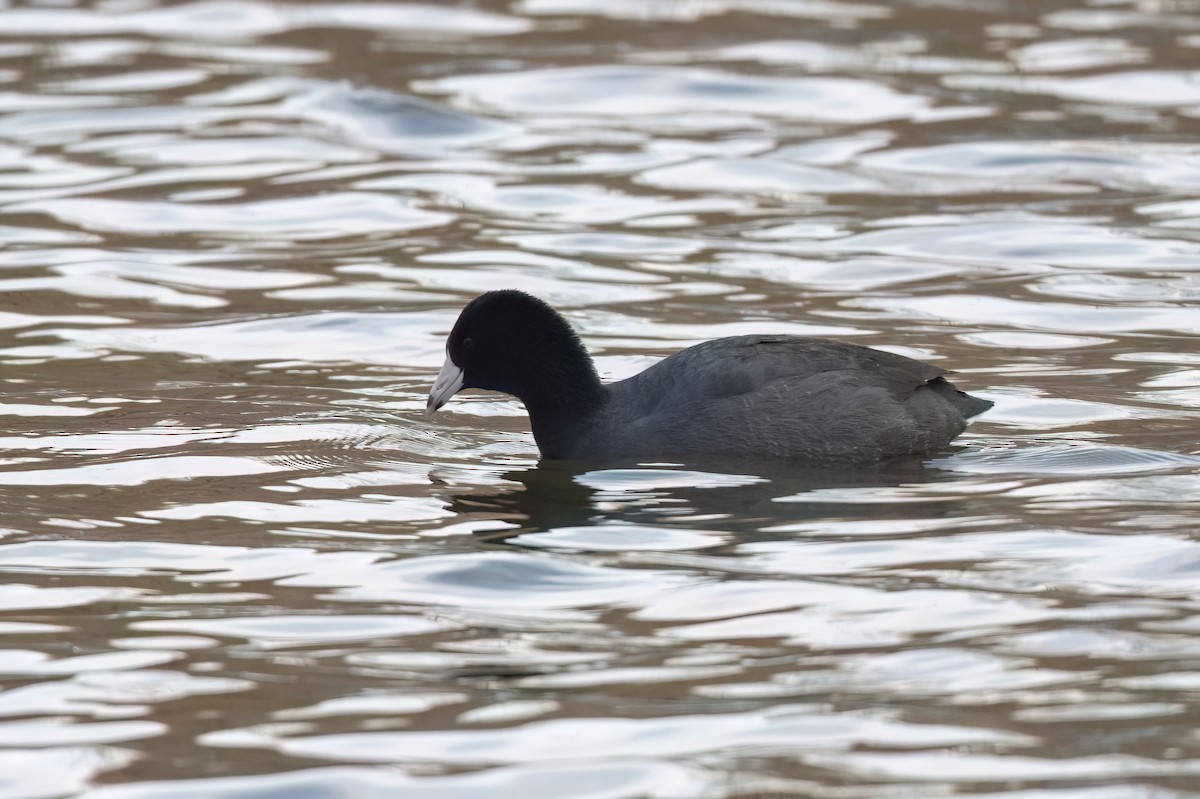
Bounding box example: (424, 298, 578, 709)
(953, 390, 993, 419)
(925, 376, 992, 420)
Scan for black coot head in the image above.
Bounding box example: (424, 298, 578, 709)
(428, 290, 588, 410)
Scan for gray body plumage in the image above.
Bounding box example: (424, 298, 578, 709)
(542, 335, 991, 463)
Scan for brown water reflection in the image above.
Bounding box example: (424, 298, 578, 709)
(1, 0, 1199, 797)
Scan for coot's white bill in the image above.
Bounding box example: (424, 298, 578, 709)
(427, 355, 464, 411)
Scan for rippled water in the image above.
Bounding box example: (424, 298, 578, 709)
(1, 1, 1199, 797)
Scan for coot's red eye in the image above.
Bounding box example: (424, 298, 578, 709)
(461, 337, 474, 352)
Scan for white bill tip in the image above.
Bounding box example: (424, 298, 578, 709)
(427, 354, 465, 411)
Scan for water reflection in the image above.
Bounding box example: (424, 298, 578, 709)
(452, 457, 962, 545)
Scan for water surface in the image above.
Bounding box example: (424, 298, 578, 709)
(0, 1, 1199, 797)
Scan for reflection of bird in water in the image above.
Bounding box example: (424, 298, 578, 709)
(428, 290, 991, 463)
(443, 455, 963, 548)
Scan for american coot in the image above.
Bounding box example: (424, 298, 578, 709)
(428, 290, 992, 463)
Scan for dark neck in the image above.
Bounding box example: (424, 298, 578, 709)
(519, 341, 605, 459)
